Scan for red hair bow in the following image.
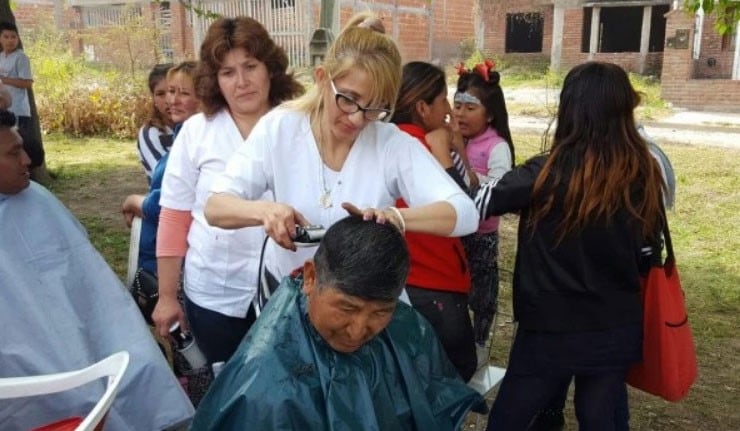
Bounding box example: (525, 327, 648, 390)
(455, 62, 467, 76)
(473, 59, 496, 82)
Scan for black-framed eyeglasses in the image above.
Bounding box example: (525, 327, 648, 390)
(330, 80, 391, 121)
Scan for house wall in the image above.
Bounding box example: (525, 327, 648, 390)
(661, 9, 740, 112)
(170, 1, 194, 62)
(558, 7, 585, 69)
(693, 13, 735, 79)
(429, 0, 480, 61)
(11, 2, 55, 31)
(480, 0, 552, 67)
(553, 6, 664, 75)
(334, 0, 479, 62)
(163, 0, 480, 65)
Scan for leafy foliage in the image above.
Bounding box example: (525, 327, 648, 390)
(684, 0, 740, 35)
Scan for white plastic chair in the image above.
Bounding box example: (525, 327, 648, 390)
(126, 216, 142, 287)
(0, 351, 130, 431)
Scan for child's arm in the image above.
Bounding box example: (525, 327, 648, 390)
(1, 51, 33, 89)
(0, 84, 11, 109)
(485, 143, 513, 183)
(0, 75, 32, 89)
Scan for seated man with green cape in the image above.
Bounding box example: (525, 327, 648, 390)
(192, 215, 484, 430)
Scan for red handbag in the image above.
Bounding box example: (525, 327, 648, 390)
(626, 218, 697, 401)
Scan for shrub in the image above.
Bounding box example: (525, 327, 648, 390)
(25, 21, 151, 138)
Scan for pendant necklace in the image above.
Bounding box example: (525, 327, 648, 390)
(314, 118, 333, 209)
(318, 161, 332, 209)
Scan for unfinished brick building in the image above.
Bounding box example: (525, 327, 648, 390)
(12, 0, 740, 111)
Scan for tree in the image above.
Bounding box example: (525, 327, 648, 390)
(684, 0, 740, 35)
(0, 0, 52, 184)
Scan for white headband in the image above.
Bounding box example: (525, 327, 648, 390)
(454, 91, 482, 105)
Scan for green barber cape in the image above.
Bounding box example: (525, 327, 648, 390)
(191, 275, 485, 430)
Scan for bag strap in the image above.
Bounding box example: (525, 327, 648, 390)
(659, 196, 675, 264)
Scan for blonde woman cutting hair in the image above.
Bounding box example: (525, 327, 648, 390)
(205, 13, 478, 288)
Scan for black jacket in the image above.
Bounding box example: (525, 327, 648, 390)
(475, 155, 656, 332)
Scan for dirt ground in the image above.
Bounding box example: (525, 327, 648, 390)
(50, 164, 147, 276)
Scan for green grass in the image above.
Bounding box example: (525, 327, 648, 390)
(44, 133, 141, 179)
(42, 132, 740, 430)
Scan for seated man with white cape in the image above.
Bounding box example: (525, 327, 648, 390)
(192, 215, 485, 430)
(0, 109, 194, 430)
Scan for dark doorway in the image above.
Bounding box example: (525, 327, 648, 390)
(506, 13, 544, 53)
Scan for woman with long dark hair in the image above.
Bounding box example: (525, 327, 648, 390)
(389, 61, 477, 381)
(478, 61, 665, 430)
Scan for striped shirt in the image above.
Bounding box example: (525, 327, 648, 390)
(137, 125, 174, 181)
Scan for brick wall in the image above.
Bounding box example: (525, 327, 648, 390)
(14, 1, 480, 67)
(170, 1, 194, 62)
(335, 0, 479, 63)
(553, 6, 664, 76)
(11, 3, 54, 32)
(430, 0, 478, 61)
(559, 8, 585, 70)
(693, 14, 735, 79)
(661, 9, 740, 112)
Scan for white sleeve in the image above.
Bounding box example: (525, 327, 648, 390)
(160, 122, 199, 211)
(448, 193, 480, 236)
(485, 142, 512, 182)
(387, 131, 478, 237)
(211, 116, 272, 200)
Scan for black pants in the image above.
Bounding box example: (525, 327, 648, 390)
(406, 286, 477, 382)
(487, 324, 641, 431)
(537, 377, 630, 431)
(17, 116, 44, 169)
(184, 295, 256, 365)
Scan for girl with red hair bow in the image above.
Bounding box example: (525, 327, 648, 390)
(453, 60, 515, 365)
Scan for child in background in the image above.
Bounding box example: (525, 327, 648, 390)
(137, 63, 174, 182)
(453, 60, 515, 364)
(123, 61, 199, 275)
(0, 22, 41, 170)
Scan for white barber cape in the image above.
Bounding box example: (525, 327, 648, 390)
(0, 182, 194, 430)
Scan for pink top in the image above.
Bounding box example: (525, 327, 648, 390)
(465, 127, 509, 234)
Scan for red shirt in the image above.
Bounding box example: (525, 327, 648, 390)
(395, 124, 471, 293)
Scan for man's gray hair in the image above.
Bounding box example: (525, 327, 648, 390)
(313, 216, 409, 302)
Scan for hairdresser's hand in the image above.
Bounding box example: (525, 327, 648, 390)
(261, 201, 310, 251)
(152, 296, 187, 338)
(342, 202, 405, 233)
